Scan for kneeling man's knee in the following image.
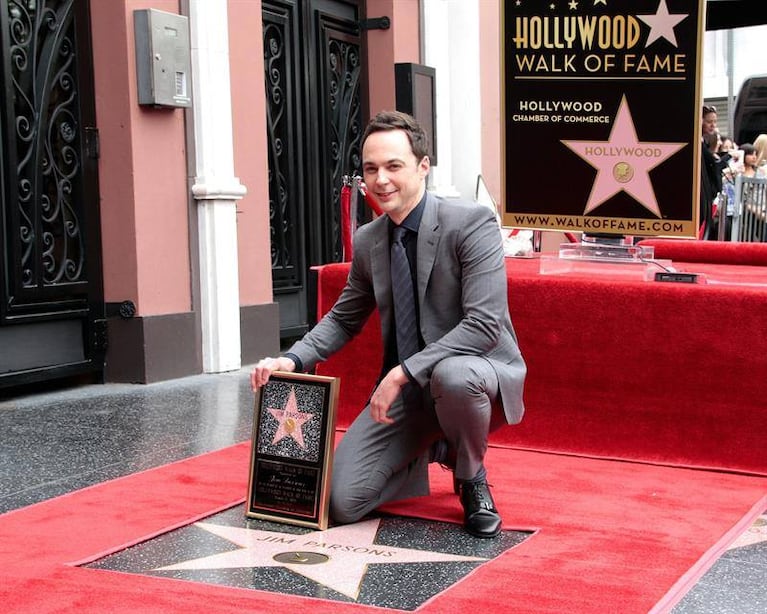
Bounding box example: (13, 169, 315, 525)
(431, 356, 488, 400)
(330, 469, 388, 524)
(330, 487, 366, 525)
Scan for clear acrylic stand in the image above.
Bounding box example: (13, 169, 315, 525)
(539, 234, 674, 280)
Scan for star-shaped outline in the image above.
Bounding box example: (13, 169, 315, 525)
(156, 519, 488, 600)
(638, 0, 688, 48)
(728, 513, 767, 550)
(267, 387, 313, 448)
(561, 96, 686, 217)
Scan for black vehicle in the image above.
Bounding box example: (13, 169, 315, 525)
(733, 75, 767, 146)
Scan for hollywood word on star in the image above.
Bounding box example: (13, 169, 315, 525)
(511, 0, 689, 77)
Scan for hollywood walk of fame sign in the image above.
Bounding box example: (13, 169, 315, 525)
(248, 372, 339, 529)
(502, 0, 705, 237)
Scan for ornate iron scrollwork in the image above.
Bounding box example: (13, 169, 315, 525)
(325, 35, 362, 262)
(8, 0, 85, 289)
(264, 18, 293, 279)
(263, 1, 363, 292)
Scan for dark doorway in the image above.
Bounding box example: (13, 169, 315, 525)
(262, 0, 367, 339)
(0, 0, 105, 389)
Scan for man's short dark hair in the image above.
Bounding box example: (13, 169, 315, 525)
(362, 110, 430, 160)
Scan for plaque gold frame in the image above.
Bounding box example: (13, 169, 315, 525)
(247, 371, 339, 529)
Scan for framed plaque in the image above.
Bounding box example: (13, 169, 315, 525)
(247, 371, 339, 529)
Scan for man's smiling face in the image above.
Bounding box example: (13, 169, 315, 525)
(362, 129, 430, 225)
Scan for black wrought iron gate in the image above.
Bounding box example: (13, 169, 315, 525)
(262, 0, 366, 339)
(0, 0, 104, 388)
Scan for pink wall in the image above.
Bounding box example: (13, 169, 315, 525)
(391, 1, 421, 63)
(228, 1, 273, 306)
(90, 1, 191, 316)
(89, 1, 138, 307)
(366, 0, 420, 113)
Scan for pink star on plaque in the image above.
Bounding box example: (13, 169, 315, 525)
(638, 0, 688, 48)
(268, 387, 313, 448)
(561, 96, 685, 217)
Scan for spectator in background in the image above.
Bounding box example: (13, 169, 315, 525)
(704, 131, 721, 155)
(719, 143, 767, 241)
(705, 130, 731, 240)
(700, 105, 720, 239)
(718, 142, 745, 241)
(709, 131, 736, 179)
(739, 143, 766, 179)
(753, 134, 767, 171)
(719, 136, 741, 173)
(720, 135, 736, 153)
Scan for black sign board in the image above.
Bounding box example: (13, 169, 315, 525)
(502, 0, 705, 237)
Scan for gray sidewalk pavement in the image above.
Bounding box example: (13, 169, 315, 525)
(0, 367, 256, 514)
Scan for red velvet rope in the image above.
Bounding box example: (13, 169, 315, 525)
(358, 183, 383, 216)
(340, 184, 352, 261)
(341, 181, 384, 262)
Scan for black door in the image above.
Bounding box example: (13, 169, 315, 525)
(263, 0, 366, 339)
(0, 0, 105, 388)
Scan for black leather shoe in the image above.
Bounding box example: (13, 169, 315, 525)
(459, 480, 502, 538)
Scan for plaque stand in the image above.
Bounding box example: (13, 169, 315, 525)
(539, 234, 674, 281)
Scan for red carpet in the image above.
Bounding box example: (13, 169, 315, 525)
(313, 261, 767, 475)
(1, 439, 765, 613)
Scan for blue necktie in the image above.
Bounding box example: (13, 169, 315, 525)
(391, 226, 420, 362)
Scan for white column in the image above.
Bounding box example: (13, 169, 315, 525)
(422, 0, 482, 200)
(188, 0, 246, 373)
(421, 0, 459, 197)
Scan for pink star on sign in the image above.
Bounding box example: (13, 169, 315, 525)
(638, 0, 688, 48)
(561, 96, 685, 217)
(268, 387, 313, 448)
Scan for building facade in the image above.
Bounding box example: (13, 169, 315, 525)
(0, 0, 503, 387)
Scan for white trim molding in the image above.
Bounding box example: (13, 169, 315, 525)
(187, 0, 245, 373)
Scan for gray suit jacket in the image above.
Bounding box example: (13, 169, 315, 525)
(288, 192, 526, 424)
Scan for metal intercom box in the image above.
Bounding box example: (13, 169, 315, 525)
(134, 9, 191, 108)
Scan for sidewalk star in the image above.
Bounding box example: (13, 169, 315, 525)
(156, 519, 487, 600)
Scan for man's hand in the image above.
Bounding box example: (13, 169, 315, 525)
(250, 356, 296, 391)
(369, 365, 409, 425)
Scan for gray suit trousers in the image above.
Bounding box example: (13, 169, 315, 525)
(330, 355, 505, 524)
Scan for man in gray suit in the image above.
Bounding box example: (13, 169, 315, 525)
(252, 111, 526, 538)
